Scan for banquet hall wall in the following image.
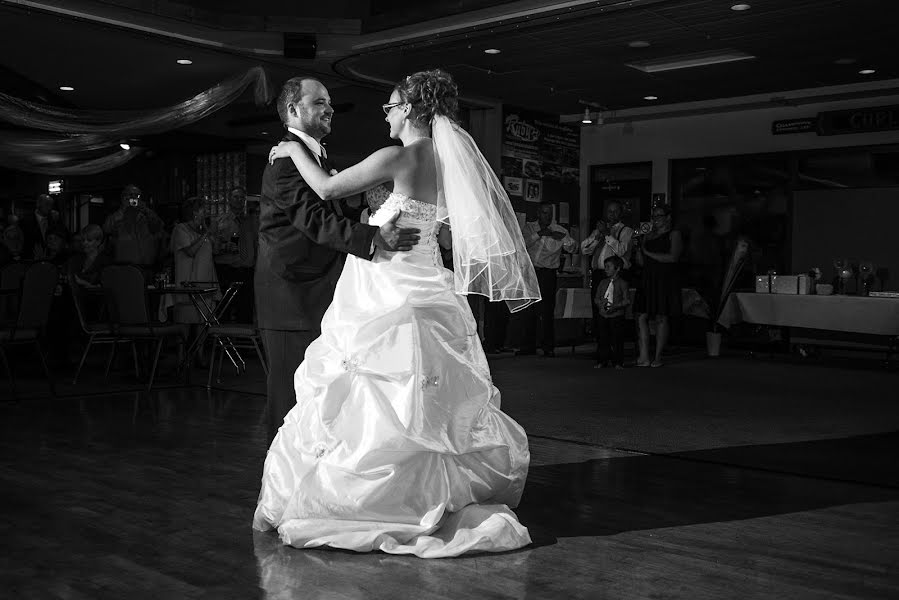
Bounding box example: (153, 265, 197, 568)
(579, 90, 899, 278)
(579, 91, 899, 211)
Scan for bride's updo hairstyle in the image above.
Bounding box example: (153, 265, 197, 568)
(394, 69, 459, 127)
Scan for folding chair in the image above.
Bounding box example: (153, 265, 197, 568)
(101, 265, 188, 391)
(0, 262, 57, 398)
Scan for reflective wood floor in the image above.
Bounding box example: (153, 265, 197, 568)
(1, 352, 898, 599)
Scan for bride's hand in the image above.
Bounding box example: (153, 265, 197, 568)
(268, 141, 300, 164)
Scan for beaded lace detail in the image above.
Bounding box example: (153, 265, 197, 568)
(375, 193, 439, 223)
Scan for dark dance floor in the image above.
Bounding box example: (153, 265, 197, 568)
(2, 348, 898, 599)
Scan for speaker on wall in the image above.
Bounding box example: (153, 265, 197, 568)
(283, 33, 317, 59)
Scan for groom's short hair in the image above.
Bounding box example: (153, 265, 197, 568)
(277, 77, 322, 124)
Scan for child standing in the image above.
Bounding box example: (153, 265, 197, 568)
(594, 255, 630, 369)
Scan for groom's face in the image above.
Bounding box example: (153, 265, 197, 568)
(292, 80, 333, 141)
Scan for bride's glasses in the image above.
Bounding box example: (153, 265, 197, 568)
(382, 102, 404, 115)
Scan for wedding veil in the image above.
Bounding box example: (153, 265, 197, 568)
(432, 115, 541, 312)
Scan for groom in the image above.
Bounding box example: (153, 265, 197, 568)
(256, 76, 419, 442)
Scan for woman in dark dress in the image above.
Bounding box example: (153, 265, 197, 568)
(635, 204, 683, 367)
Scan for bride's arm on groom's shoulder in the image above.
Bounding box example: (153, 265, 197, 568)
(276, 143, 402, 201)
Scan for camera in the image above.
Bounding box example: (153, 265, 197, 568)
(128, 198, 139, 208)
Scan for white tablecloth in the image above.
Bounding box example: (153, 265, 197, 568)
(717, 292, 899, 336)
(554, 288, 593, 319)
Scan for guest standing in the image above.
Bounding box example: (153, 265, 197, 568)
(20, 193, 66, 259)
(171, 197, 220, 363)
(518, 203, 575, 357)
(213, 187, 257, 322)
(581, 200, 634, 354)
(103, 184, 165, 275)
(635, 204, 683, 367)
(594, 255, 630, 369)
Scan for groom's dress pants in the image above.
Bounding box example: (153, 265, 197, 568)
(261, 328, 318, 443)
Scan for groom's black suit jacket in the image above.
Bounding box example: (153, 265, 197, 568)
(255, 131, 377, 331)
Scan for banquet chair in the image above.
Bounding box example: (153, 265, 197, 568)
(101, 265, 188, 391)
(69, 273, 126, 385)
(0, 262, 27, 323)
(0, 262, 57, 398)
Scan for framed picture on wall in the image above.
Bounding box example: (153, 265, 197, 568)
(522, 159, 542, 180)
(525, 179, 542, 203)
(503, 176, 523, 196)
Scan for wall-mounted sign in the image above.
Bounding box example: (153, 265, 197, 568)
(772, 117, 817, 135)
(501, 108, 579, 184)
(503, 176, 523, 196)
(817, 104, 899, 136)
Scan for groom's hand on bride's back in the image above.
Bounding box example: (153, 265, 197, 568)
(374, 211, 420, 252)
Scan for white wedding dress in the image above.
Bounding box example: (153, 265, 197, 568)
(253, 193, 531, 558)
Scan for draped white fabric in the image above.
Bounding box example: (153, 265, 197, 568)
(0, 66, 272, 175)
(254, 194, 531, 557)
(432, 116, 541, 313)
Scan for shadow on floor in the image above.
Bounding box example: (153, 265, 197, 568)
(519, 431, 899, 546)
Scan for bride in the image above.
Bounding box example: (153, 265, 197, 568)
(253, 69, 540, 558)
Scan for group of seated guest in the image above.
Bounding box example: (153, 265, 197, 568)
(1, 183, 259, 322)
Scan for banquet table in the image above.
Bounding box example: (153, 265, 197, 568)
(717, 292, 899, 336)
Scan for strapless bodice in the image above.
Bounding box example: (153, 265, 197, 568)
(368, 193, 442, 258)
(369, 192, 439, 224)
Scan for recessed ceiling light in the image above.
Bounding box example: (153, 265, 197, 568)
(119, 143, 131, 150)
(484, 48, 501, 55)
(834, 58, 856, 65)
(59, 86, 74, 91)
(261, 131, 269, 135)
(644, 95, 659, 101)
(730, 3, 751, 10)
(628, 40, 651, 48)
(176, 59, 193, 65)
(859, 69, 876, 75)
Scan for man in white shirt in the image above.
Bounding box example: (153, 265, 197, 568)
(580, 200, 634, 336)
(518, 203, 576, 356)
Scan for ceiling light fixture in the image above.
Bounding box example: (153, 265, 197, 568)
(59, 86, 74, 91)
(119, 143, 131, 150)
(581, 108, 593, 124)
(730, 3, 751, 10)
(484, 48, 501, 54)
(261, 131, 269, 135)
(176, 59, 193, 65)
(644, 95, 659, 101)
(859, 68, 876, 75)
(628, 40, 650, 48)
(627, 49, 755, 73)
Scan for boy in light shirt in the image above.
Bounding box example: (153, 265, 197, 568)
(594, 255, 630, 369)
